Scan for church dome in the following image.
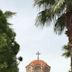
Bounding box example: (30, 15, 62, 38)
(26, 52, 51, 72)
(28, 60, 50, 67)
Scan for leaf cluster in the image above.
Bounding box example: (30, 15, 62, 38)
(62, 45, 70, 58)
(34, 0, 72, 34)
(0, 10, 19, 72)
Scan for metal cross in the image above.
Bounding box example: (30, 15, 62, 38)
(36, 51, 40, 60)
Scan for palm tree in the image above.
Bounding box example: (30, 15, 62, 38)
(34, 0, 72, 72)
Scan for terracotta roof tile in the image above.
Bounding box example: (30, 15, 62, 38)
(27, 60, 50, 67)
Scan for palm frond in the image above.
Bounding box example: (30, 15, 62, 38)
(35, 8, 54, 26)
(51, 0, 65, 15)
(35, 0, 66, 29)
(63, 45, 69, 50)
(4, 11, 16, 18)
(62, 52, 70, 58)
(62, 45, 70, 58)
(34, 0, 55, 7)
(54, 14, 65, 34)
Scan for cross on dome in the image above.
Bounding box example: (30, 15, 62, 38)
(36, 51, 40, 60)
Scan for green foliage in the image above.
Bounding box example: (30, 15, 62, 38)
(34, 0, 72, 34)
(34, 0, 72, 57)
(34, 0, 55, 7)
(0, 10, 19, 72)
(34, 0, 72, 58)
(4, 11, 16, 18)
(54, 14, 65, 34)
(62, 45, 70, 58)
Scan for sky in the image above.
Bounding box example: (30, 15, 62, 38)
(0, 0, 70, 72)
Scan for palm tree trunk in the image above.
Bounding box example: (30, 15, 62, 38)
(71, 48, 72, 72)
(65, 11, 72, 72)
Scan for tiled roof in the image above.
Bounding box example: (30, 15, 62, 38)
(26, 60, 50, 67)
